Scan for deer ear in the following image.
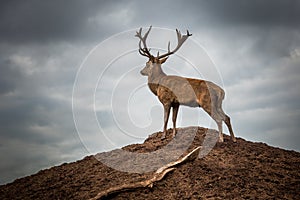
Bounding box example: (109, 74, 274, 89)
(160, 57, 168, 64)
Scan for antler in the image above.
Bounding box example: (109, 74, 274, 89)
(135, 26, 153, 58)
(157, 29, 192, 59)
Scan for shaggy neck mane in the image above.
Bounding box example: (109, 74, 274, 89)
(148, 65, 166, 96)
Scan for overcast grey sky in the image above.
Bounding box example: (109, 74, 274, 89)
(0, 0, 299, 185)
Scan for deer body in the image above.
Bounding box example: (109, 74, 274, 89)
(137, 26, 236, 142)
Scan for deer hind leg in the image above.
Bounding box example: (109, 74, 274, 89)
(162, 103, 171, 139)
(224, 113, 236, 142)
(172, 104, 179, 138)
(218, 107, 236, 142)
(211, 109, 224, 143)
(201, 103, 224, 143)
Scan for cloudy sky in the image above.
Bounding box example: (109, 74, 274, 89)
(0, 0, 299, 184)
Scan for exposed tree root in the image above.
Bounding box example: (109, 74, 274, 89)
(89, 146, 201, 200)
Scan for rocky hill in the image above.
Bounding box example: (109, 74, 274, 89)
(1, 127, 299, 199)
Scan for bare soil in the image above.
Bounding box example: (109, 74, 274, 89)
(0, 127, 299, 199)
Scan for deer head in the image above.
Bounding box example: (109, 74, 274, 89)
(136, 26, 192, 77)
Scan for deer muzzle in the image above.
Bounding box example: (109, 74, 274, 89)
(140, 68, 147, 76)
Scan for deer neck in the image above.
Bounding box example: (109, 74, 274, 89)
(147, 67, 166, 96)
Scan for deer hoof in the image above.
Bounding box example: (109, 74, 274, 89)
(172, 130, 176, 138)
(218, 137, 224, 143)
(232, 138, 237, 143)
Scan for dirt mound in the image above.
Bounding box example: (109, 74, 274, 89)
(1, 127, 299, 199)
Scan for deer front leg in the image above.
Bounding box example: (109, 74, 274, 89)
(172, 104, 179, 138)
(162, 104, 171, 139)
(217, 120, 224, 142)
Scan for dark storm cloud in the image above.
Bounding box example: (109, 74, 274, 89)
(0, 74, 85, 184)
(0, 0, 129, 43)
(0, 41, 88, 184)
(2, 0, 298, 44)
(0, 60, 22, 94)
(194, 0, 300, 27)
(250, 29, 300, 59)
(131, 0, 300, 29)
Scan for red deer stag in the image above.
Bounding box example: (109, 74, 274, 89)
(136, 26, 236, 142)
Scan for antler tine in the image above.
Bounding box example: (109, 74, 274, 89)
(138, 41, 148, 57)
(187, 30, 192, 36)
(135, 26, 153, 58)
(176, 29, 181, 41)
(157, 29, 192, 59)
(143, 25, 152, 40)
